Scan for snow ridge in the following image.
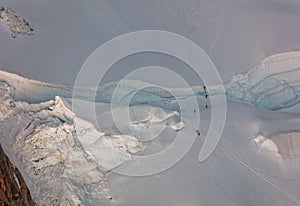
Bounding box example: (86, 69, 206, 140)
(0, 82, 142, 205)
(0, 80, 184, 205)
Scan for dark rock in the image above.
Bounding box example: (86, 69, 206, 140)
(0, 145, 36, 206)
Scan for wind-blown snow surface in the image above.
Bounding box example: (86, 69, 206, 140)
(0, 0, 300, 206)
(0, 51, 300, 205)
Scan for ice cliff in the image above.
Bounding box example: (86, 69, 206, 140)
(0, 50, 299, 204)
(1, 51, 300, 111)
(225, 51, 300, 110)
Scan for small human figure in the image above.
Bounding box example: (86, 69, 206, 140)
(205, 94, 208, 98)
(194, 109, 196, 113)
(196, 130, 201, 136)
(205, 105, 208, 109)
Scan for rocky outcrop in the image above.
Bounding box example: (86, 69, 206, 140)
(0, 145, 35, 206)
(0, 5, 33, 38)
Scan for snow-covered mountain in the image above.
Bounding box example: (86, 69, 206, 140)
(0, 0, 300, 206)
(0, 76, 185, 205)
(0, 50, 300, 205)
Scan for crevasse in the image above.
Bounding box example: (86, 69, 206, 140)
(0, 51, 300, 111)
(225, 51, 300, 110)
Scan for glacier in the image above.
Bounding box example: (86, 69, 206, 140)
(1, 51, 300, 111)
(0, 0, 300, 205)
(0, 51, 299, 205)
(0, 79, 185, 205)
(0, 81, 142, 205)
(225, 51, 300, 111)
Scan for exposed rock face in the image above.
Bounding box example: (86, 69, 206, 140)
(254, 132, 300, 159)
(0, 145, 35, 206)
(0, 5, 33, 38)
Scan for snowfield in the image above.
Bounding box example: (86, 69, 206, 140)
(0, 0, 300, 205)
(0, 51, 300, 205)
(0, 76, 186, 205)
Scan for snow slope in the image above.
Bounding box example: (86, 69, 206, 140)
(0, 81, 142, 205)
(0, 52, 300, 205)
(0, 78, 186, 205)
(0, 0, 300, 206)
